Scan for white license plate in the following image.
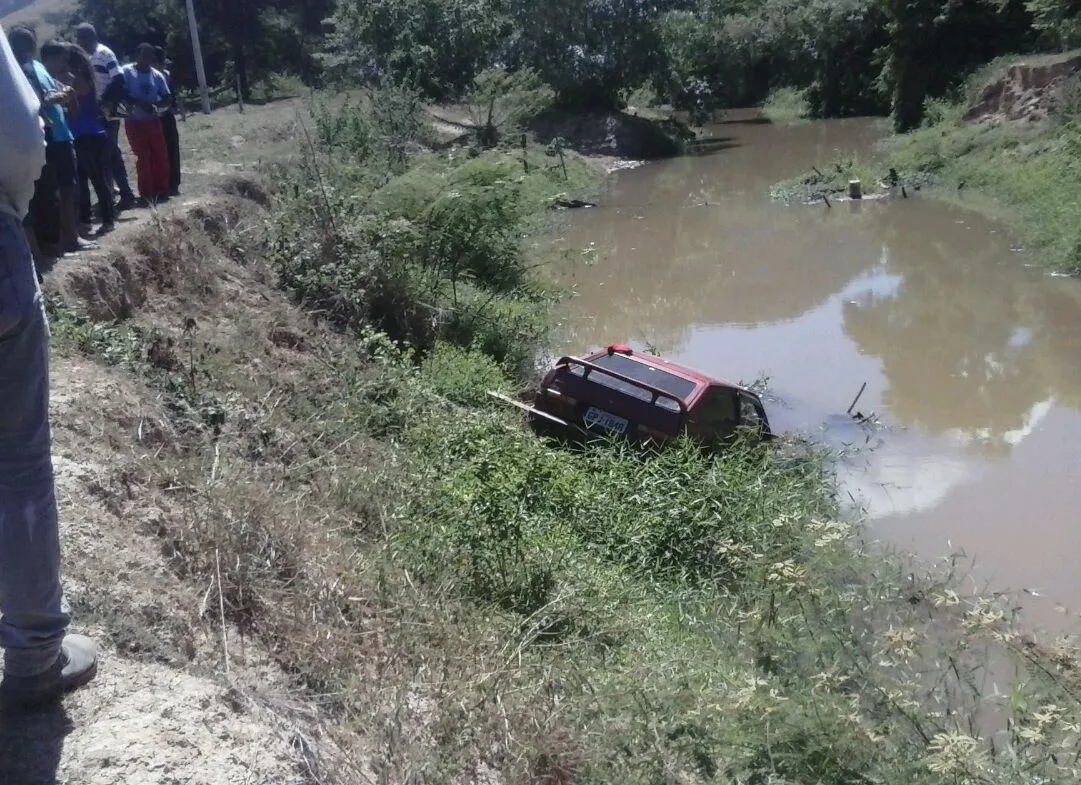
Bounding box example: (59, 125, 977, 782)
(583, 406, 628, 435)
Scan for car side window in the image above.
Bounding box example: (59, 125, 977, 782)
(693, 388, 738, 436)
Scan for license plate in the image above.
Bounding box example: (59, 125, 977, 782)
(583, 406, 628, 435)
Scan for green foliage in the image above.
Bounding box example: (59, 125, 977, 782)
(419, 342, 508, 406)
(465, 67, 554, 147)
(761, 86, 811, 125)
(72, 0, 331, 100)
(271, 93, 599, 372)
(45, 297, 145, 369)
(351, 348, 1081, 785)
(506, 0, 668, 109)
(1027, 0, 1081, 49)
(325, 0, 505, 98)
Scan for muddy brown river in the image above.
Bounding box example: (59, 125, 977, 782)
(550, 113, 1081, 634)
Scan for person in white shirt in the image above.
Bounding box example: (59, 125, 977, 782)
(0, 22, 99, 709)
(75, 22, 136, 211)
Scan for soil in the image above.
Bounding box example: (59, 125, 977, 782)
(964, 55, 1081, 124)
(2, 99, 661, 784)
(1, 175, 358, 783)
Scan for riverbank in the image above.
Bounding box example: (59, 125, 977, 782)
(28, 91, 1081, 783)
(771, 53, 1081, 275)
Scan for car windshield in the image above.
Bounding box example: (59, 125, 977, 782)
(569, 354, 697, 412)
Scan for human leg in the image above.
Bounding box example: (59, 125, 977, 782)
(49, 142, 93, 253)
(85, 136, 116, 230)
(161, 113, 181, 195)
(124, 120, 153, 200)
(148, 121, 170, 199)
(107, 119, 135, 206)
(27, 155, 60, 257)
(74, 136, 94, 228)
(0, 211, 97, 702)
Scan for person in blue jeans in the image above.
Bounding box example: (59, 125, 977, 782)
(0, 23, 98, 708)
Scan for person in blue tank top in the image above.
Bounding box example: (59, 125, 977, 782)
(65, 42, 115, 236)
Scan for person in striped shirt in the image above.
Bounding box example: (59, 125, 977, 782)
(75, 23, 136, 211)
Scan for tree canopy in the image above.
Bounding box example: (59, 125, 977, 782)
(60, 0, 1074, 127)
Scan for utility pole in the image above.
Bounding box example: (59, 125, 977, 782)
(184, 0, 211, 114)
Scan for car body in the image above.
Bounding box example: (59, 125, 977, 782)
(527, 344, 771, 446)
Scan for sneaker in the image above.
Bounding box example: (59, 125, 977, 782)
(0, 634, 98, 710)
(116, 195, 138, 212)
(97, 222, 115, 237)
(64, 238, 99, 253)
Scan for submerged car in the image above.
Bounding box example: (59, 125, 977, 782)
(511, 344, 772, 446)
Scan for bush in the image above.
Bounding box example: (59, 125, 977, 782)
(761, 86, 811, 125)
(420, 341, 509, 406)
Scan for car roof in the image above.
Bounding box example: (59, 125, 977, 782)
(581, 347, 746, 396)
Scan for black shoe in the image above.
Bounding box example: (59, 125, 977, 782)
(0, 634, 98, 710)
(116, 196, 137, 211)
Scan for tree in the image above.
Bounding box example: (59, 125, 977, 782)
(465, 67, 554, 146)
(506, 0, 674, 109)
(72, 0, 333, 100)
(326, 0, 506, 98)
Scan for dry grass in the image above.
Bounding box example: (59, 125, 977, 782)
(39, 93, 1081, 785)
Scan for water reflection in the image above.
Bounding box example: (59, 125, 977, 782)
(552, 115, 1081, 626)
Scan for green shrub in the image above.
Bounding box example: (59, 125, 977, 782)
(761, 87, 811, 125)
(420, 342, 508, 406)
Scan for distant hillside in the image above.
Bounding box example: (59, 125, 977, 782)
(1, 0, 77, 43)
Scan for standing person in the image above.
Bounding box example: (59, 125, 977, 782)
(0, 22, 99, 709)
(67, 43, 115, 236)
(39, 41, 97, 254)
(74, 23, 136, 212)
(154, 46, 181, 197)
(121, 43, 172, 204)
(8, 26, 61, 262)
(9, 29, 95, 257)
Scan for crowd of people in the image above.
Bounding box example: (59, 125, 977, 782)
(6, 22, 183, 267)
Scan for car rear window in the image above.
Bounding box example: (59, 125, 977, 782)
(568, 354, 697, 411)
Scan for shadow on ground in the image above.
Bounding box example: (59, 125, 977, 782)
(0, 703, 72, 784)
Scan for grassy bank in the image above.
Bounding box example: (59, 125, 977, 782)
(772, 58, 1081, 274)
(44, 90, 1081, 783)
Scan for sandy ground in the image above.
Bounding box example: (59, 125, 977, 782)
(0, 357, 307, 785)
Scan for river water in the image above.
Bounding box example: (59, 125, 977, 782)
(549, 112, 1081, 634)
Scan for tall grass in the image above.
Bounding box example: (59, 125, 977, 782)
(46, 85, 1081, 784)
(762, 87, 812, 125)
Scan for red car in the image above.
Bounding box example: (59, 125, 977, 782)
(498, 344, 772, 446)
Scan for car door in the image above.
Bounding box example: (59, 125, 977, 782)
(686, 386, 739, 441)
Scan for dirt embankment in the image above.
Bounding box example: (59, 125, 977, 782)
(530, 108, 684, 163)
(4, 183, 362, 785)
(964, 55, 1081, 124)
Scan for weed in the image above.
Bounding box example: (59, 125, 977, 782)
(45, 87, 1081, 785)
(762, 86, 812, 125)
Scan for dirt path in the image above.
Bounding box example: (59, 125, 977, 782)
(0, 356, 307, 785)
